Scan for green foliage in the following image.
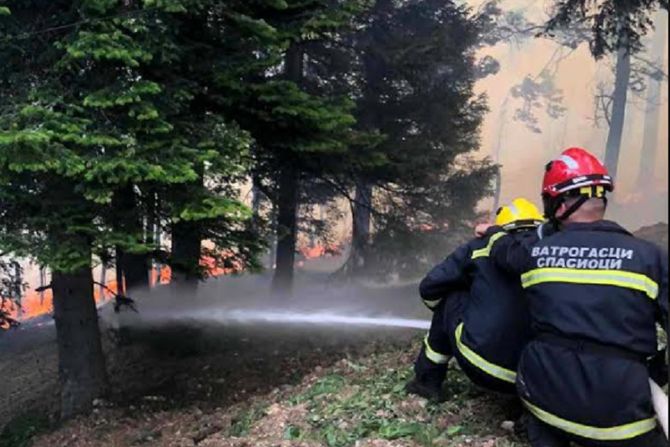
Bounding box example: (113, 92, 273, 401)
(245, 347, 527, 447)
(1, 0, 495, 282)
(308, 368, 435, 446)
(339, 0, 496, 278)
(289, 374, 346, 405)
(222, 1, 371, 173)
(229, 404, 268, 437)
(0, 0, 261, 274)
(143, 0, 188, 13)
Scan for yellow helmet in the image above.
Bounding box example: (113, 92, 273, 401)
(495, 198, 545, 231)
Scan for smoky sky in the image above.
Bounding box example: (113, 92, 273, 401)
(472, 0, 668, 228)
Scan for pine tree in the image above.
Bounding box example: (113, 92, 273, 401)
(342, 0, 496, 279)
(217, 0, 370, 295)
(0, 0, 258, 417)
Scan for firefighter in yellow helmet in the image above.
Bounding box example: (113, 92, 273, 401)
(406, 198, 544, 405)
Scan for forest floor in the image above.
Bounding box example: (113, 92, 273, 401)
(6, 328, 527, 447)
(0, 222, 665, 447)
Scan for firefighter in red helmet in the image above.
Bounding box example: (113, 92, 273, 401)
(479, 147, 668, 447)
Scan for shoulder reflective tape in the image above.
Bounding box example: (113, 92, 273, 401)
(522, 399, 657, 441)
(521, 268, 658, 299)
(424, 336, 449, 365)
(454, 323, 516, 383)
(471, 232, 507, 259)
(422, 298, 442, 309)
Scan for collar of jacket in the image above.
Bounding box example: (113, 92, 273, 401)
(561, 219, 632, 236)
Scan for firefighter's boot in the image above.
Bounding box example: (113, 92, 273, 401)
(405, 347, 449, 402)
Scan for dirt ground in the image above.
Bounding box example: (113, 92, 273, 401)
(0, 317, 418, 430)
(27, 341, 525, 447)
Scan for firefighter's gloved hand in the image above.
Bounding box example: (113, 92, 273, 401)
(422, 298, 442, 312)
(474, 223, 494, 238)
(648, 348, 668, 387)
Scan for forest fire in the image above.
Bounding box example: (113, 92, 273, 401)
(2, 267, 172, 325)
(3, 248, 331, 325)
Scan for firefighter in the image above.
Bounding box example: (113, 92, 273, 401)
(480, 147, 668, 447)
(405, 198, 544, 403)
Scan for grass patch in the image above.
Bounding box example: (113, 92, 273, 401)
(228, 404, 268, 437)
(263, 348, 531, 447)
(286, 357, 473, 446)
(0, 412, 51, 447)
(289, 374, 346, 405)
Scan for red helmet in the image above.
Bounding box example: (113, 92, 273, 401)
(542, 147, 614, 198)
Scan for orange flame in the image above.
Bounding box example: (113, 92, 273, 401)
(200, 254, 243, 277)
(297, 243, 343, 260)
(8, 247, 332, 323)
(9, 265, 174, 322)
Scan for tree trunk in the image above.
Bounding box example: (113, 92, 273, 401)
(112, 185, 149, 291)
(267, 205, 278, 269)
(492, 170, 502, 215)
(149, 192, 164, 285)
(171, 219, 201, 283)
(491, 97, 508, 214)
(271, 42, 304, 295)
(39, 266, 47, 302)
(52, 256, 107, 420)
(636, 12, 667, 188)
(115, 248, 125, 296)
(122, 255, 149, 290)
(120, 251, 148, 291)
(171, 168, 204, 284)
(272, 165, 299, 295)
(99, 264, 107, 300)
(251, 170, 262, 221)
(604, 41, 631, 180)
(348, 181, 373, 275)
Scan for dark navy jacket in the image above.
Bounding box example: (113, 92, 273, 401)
(490, 220, 668, 436)
(419, 230, 537, 382)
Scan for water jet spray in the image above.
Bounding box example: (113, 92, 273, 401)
(134, 307, 431, 331)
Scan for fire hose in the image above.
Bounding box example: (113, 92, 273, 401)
(650, 379, 668, 439)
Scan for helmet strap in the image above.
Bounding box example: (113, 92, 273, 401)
(556, 195, 588, 221)
(543, 194, 563, 222)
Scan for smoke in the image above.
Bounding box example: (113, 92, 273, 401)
(474, 0, 668, 227)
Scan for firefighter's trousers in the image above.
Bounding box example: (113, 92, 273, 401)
(413, 291, 517, 395)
